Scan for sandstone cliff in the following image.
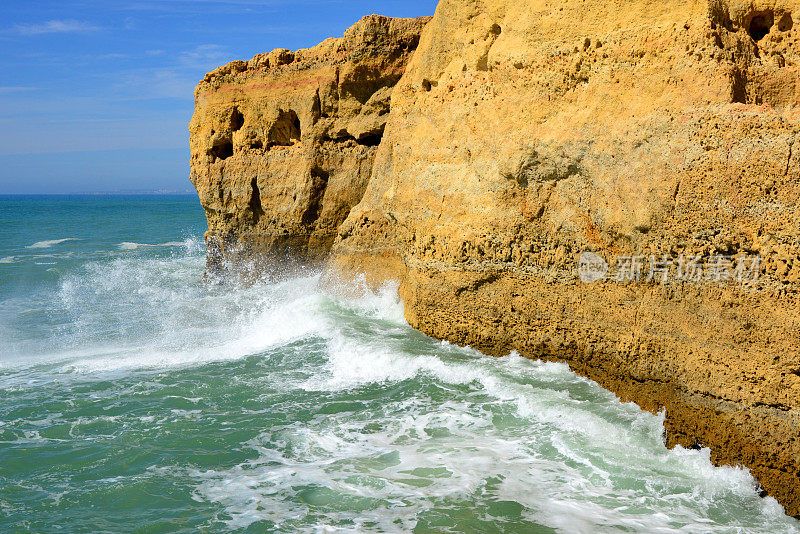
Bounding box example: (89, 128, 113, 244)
(191, 1, 800, 517)
(189, 15, 430, 274)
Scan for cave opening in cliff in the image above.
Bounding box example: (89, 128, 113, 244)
(267, 109, 301, 147)
(230, 108, 245, 131)
(748, 12, 774, 41)
(731, 67, 748, 103)
(302, 167, 329, 226)
(209, 139, 234, 162)
(778, 12, 794, 31)
(356, 130, 383, 147)
(249, 177, 264, 223)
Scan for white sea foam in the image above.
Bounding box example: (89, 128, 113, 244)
(0, 256, 15, 264)
(191, 369, 795, 533)
(3, 245, 799, 533)
(26, 238, 77, 249)
(118, 241, 193, 250)
(187, 278, 797, 532)
(118, 242, 143, 250)
(1, 257, 327, 377)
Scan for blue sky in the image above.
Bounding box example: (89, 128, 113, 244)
(0, 0, 437, 194)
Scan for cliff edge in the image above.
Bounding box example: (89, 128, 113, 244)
(190, 15, 430, 274)
(191, 1, 800, 517)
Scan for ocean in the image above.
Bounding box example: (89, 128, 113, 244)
(0, 194, 797, 533)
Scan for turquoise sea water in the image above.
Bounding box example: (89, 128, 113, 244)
(0, 195, 798, 533)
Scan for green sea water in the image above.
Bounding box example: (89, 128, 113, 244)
(0, 195, 798, 533)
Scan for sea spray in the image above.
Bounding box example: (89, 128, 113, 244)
(0, 196, 798, 532)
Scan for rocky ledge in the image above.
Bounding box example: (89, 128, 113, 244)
(190, 14, 431, 274)
(191, 1, 800, 517)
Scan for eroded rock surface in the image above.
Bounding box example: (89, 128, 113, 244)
(192, 0, 800, 517)
(329, 0, 800, 516)
(189, 15, 430, 273)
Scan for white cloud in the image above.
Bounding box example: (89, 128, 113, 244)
(125, 69, 198, 99)
(14, 19, 100, 36)
(92, 53, 129, 60)
(179, 44, 229, 69)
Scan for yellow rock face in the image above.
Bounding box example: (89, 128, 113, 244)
(189, 15, 430, 274)
(192, 0, 800, 516)
(329, 0, 800, 516)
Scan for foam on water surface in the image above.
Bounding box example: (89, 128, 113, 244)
(118, 241, 191, 250)
(25, 238, 79, 249)
(0, 196, 798, 533)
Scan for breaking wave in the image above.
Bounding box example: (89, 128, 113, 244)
(1, 221, 798, 532)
